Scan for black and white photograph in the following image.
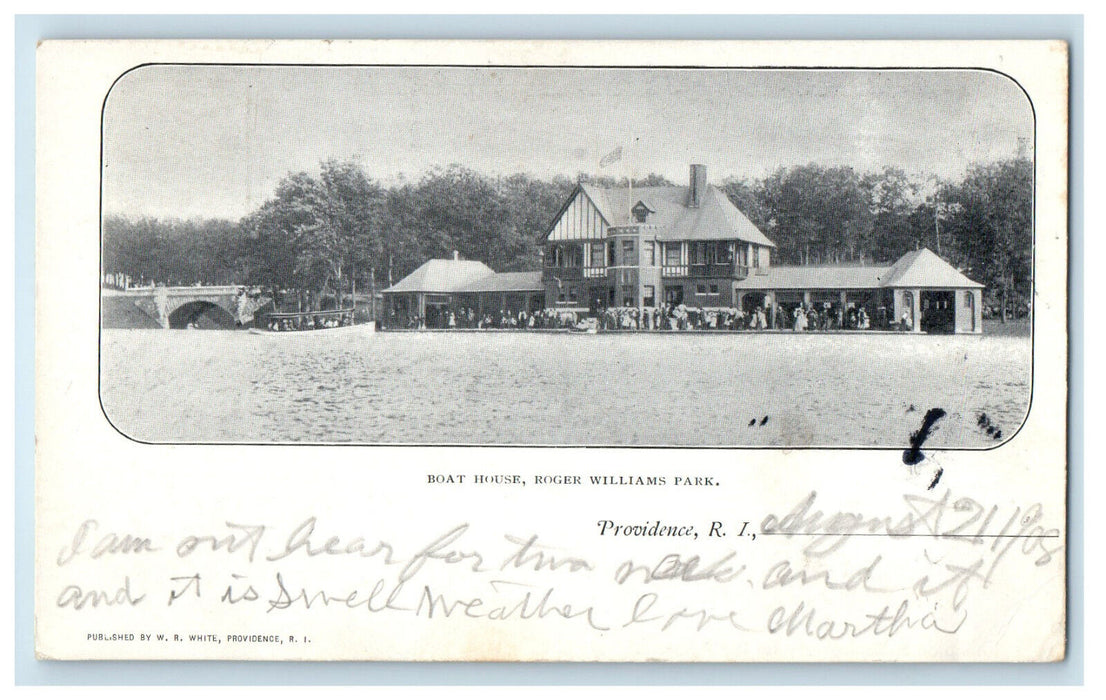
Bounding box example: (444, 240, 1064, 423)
(99, 64, 1034, 447)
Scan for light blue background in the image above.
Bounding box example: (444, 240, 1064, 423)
(14, 14, 1083, 686)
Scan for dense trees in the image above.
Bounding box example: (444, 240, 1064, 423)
(101, 215, 245, 286)
(241, 160, 385, 309)
(723, 158, 1032, 317)
(940, 158, 1033, 321)
(103, 157, 1033, 316)
(757, 165, 874, 265)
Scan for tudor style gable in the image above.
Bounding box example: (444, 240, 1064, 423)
(544, 186, 610, 243)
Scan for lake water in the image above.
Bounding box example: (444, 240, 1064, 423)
(99, 329, 1031, 447)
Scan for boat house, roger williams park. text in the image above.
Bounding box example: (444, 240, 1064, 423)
(383, 164, 984, 334)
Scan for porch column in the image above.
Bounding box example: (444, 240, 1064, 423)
(974, 289, 983, 333)
(913, 288, 922, 333)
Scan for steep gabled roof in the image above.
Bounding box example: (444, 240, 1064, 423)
(880, 248, 984, 289)
(455, 271, 544, 293)
(567, 183, 776, 248)
(733, 248, 983, 291)
(734, 265, 892, 291)
(382, 259, 496, 294)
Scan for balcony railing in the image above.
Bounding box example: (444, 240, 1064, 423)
(546, 266, 610, 281)
(691, 263, 736, 278)
(663, 263, 751, 279)
(546, 266, 583, 281)
(550, 263, 753, 280)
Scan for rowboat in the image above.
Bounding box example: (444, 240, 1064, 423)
(248, 322, 375, 337)
(250, 307, 375, 336)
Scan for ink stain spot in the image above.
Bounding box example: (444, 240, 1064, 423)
(760, 415, 769, 426)
(903, 408, 947, 466)
(748, 418, 756, 427)
(928, 466, 944, 490)
(976, 412, 1005, 441)
(906, 404, 916, 413)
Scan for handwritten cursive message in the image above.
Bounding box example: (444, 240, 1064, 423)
(48, 488, 1063, 657)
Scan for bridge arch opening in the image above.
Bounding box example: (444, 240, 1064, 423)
(167, 301, 237, 330)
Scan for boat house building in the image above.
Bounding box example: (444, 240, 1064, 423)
(541, 164, 776, 315)
(383, 164, 984, 333)
(540, 164, 983, 334)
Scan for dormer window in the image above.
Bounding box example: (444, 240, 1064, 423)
(631, 201, 654, 224)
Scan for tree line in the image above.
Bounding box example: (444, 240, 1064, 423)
(102, 156, 1032, 317)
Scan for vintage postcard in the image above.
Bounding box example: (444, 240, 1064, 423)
(35, 40, 1068, 661)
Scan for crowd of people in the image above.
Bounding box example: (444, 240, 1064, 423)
(265, 310, 355, 332)
(393, 307, 583, 330)
(790, 304, 874, 332)
(390, 302, 900, 332)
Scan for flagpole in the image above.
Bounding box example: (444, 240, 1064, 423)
(627, 137, 636, 222)
(628, 137, 637, 221)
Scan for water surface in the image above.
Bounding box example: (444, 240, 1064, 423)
(100, 329, 1031, 447)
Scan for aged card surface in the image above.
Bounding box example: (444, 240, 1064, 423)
(35, 40, 1068, 662)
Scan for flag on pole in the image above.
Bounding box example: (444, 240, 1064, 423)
(599, 146, 622, 168)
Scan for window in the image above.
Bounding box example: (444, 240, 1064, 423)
(665, 243, 682, 266)
(688, 242, 724, 265)
(546, 245, 559, 267)
(621, 239, 636, 265)
(643, 285, 656, 306)
(709, 284, 719, 295)
(565, 244, 581, 267)
(569, 287, 578, 302)
(632, 204, 649, 223)
(590, 242, 605, 267)
(752, 246, 761, 268)
(696, 284, 707, 295)
(643, 240, 655, 266)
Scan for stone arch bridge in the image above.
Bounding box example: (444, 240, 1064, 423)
(103, 286, 263, 329)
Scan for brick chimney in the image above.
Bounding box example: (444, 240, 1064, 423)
(689, 164, 707, 208)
